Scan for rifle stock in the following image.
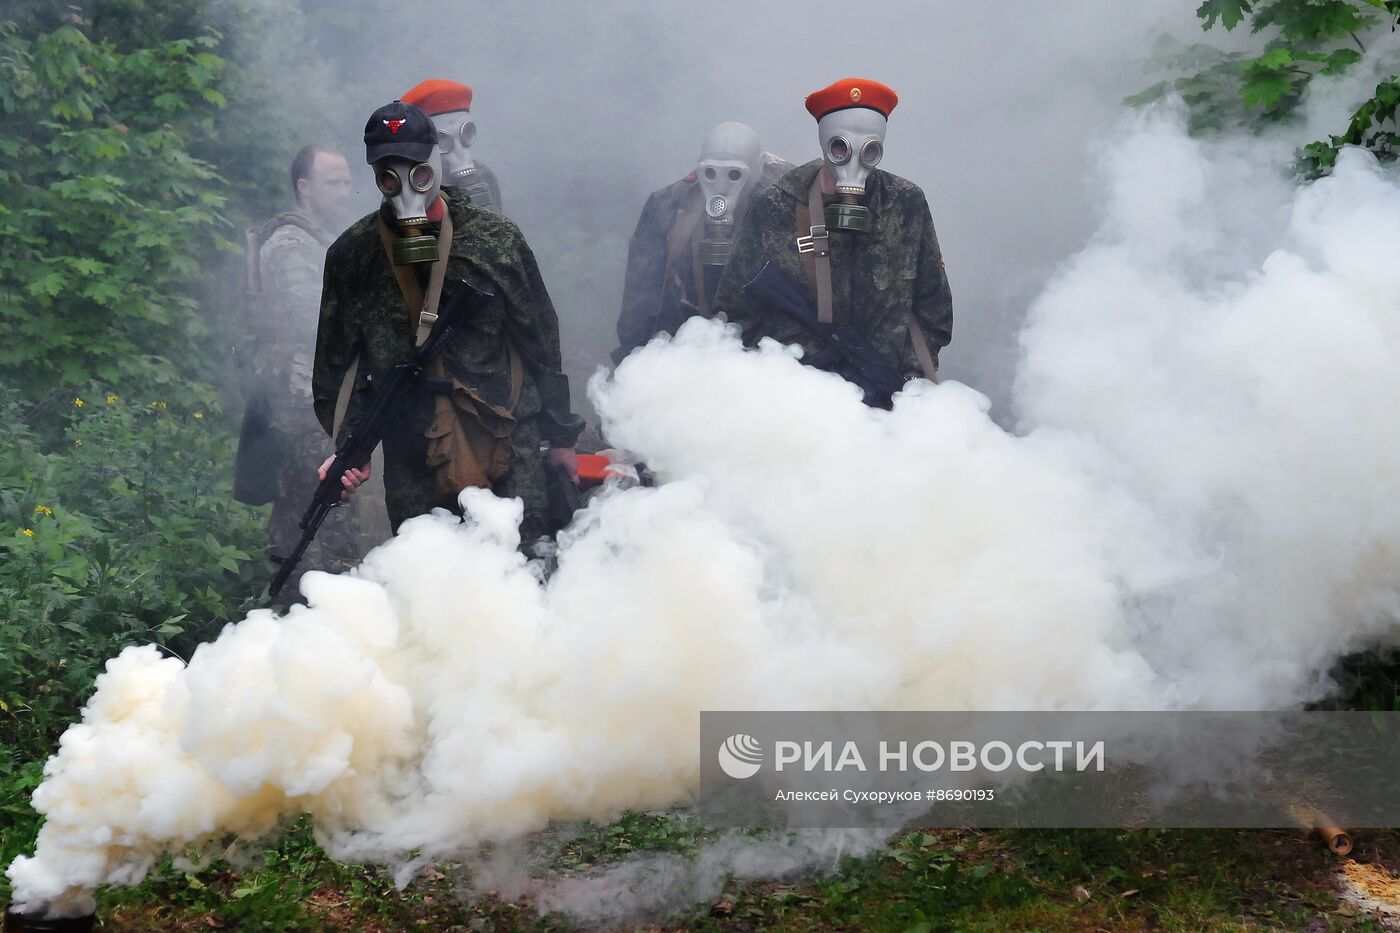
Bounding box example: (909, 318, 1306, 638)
(268, 279, 494, 598)
(742, 262, 905, 408)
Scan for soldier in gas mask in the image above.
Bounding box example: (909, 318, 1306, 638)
(312, 101, 582, 544)
(709, 79, 951, 385)
(400, 79, 504, 215)
(613, 122, 792, 364)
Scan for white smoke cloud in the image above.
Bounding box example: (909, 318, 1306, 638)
(10, 104, 1400, 922)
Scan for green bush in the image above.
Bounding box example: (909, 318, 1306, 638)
(0, 382, 266, 887)
(0, 21, 232, 395)
(0, 384, 265, 751)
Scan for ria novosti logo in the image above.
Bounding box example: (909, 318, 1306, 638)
(718, 733, 764, 779)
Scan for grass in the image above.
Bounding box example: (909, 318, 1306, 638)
(81, 819, 1400, 931)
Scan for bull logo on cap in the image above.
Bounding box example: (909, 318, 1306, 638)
(383, 118, 408, 135)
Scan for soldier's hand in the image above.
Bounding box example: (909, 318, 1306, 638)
(318, 455, 371, 502)
(548, 446, 579, 485)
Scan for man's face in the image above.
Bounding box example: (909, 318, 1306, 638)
(299, 151, 353, 227)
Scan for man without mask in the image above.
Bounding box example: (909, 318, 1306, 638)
(401, 79, 504, 215)
(613, 122, 793, 364)
(709, 78, 952, 386)
(312, 101, 582, 547)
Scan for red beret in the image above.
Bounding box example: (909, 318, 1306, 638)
(804, 78, 898, 121)
(401, 79, 473, 116)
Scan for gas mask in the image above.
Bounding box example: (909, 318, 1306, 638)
(432, 107, 497, 211)
(374, 149, 443, 265)
(696, 122, 762, 266)
(817, 107, 886, 233)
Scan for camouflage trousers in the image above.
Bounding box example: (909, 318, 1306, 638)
(267, 413, 374, 603)
(379, 414, 551, 545)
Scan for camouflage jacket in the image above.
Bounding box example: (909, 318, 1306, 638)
(709, 159, 952, 375)
(312, 187, 582, 449)
(452, 159, 504, 215)
(615, 154, 793, 361)
(252, 212, 335, 417)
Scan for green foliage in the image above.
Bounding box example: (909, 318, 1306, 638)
(0, 20, 233, 397)
(0, 385, 264, 746)
(1133, 0, 1400, 176)
(0, 382, 265, 887)
(1297, 74, 1400, 173)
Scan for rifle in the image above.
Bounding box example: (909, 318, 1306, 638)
(268, 279, 493, 598)
(741, 261, 906, 408)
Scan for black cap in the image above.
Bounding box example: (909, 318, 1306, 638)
(364, 101, 436, 164)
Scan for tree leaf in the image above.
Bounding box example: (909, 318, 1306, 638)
(1198, 0, 1255, 30)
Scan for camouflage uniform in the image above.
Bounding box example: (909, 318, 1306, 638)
(312, 187, 581, 542)
(254, 213, 375, 597)
(453, 160, 504, 215)
(615, 156, 792, 361)
(709, 159, 952, 376)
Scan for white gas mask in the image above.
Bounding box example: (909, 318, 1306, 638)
(696, 122, 762, 266)
(432, 107, 500, 212)
(817, 107, 886, 233)
(373, 149, 443, 264)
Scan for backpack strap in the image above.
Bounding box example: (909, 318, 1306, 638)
(245, 212, 334, 303)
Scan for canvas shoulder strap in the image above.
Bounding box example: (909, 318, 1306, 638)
(662, 190, 704, 306)
(666, 189, 704, 273)
(794, 174, 834, 324)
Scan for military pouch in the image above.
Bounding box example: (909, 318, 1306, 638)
(422, 341, 524, 509)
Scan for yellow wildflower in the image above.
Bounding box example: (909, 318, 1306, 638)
(22, 528, 34, 537)
(194, 411, 204, 420)
(73, 397, 84, 408)
(151, 400, 168, 410)
(34, 505, 53, 518)
(106, 394, 118, 405)
(74, 438, 83, 447)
